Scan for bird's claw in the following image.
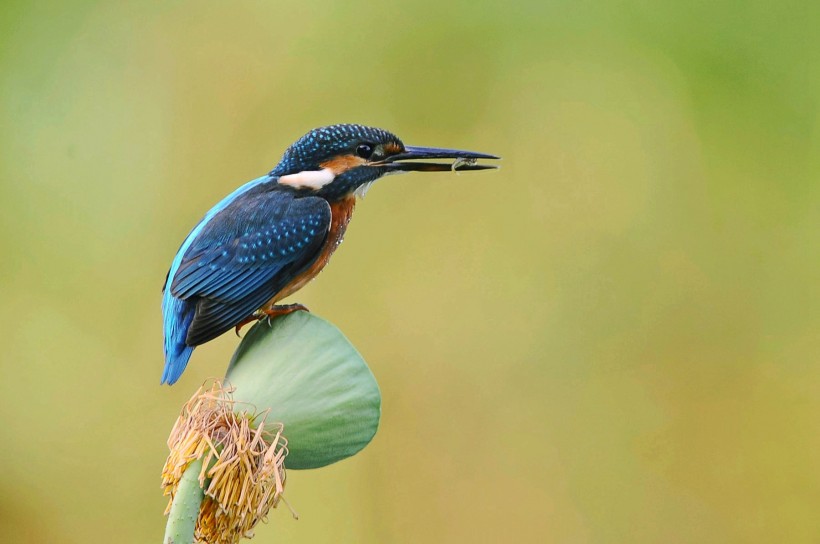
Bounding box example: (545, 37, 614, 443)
(261, 303, 309, 327)
(234, 315, 256, 337)
(236, 303, 309, 335)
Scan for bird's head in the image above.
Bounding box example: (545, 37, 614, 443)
(270, 124, 498, 200)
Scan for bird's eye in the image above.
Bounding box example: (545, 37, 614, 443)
(356, 143, 374, 159)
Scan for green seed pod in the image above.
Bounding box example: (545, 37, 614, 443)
(226, 311, 381, 469)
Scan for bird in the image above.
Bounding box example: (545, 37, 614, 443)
(161, 124, 498, 384)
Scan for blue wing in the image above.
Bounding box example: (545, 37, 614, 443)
(172, 188, 331, 343)
(162, 180, 330, 383)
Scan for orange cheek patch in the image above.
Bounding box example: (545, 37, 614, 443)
(383, 142, 403, 155)
(320, 154, 367, 175)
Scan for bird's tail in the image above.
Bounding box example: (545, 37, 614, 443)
(162, 294, 196, 385)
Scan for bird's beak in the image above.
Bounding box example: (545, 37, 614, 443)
(381, 145, 500, 172)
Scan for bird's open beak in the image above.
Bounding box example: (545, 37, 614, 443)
(381, 145, 500, 172)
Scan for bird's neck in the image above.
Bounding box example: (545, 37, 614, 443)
(328, 194, 356, 244)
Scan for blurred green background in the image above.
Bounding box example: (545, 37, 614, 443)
(2, 1, 819, 542)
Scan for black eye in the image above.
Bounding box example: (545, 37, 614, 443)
(356, 143, 374, 159)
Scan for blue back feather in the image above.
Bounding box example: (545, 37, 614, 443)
(161, 175, 273, 384)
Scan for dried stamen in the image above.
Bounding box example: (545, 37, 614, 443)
(162, 381, 289, 544)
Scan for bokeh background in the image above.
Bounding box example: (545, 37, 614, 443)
(2, 1, 819, 542)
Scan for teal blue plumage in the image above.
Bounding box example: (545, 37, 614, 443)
(161, 180, 330, 384)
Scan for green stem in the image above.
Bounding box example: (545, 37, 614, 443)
(164, 457, 206, 544)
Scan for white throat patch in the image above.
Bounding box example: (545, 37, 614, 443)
(278, 167, 336, 189)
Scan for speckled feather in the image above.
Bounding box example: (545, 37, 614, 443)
(271, 124, 401, 177)
(171, 189, 330, 345)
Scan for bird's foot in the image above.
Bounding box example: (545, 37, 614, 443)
(234, 315, 256, 337)
(234, 303, 309, 336)
(261, 303, 309, 327)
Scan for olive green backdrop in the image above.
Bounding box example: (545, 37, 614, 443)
(1, 1, 818, 542)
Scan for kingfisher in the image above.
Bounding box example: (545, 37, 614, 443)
(161, 124, 498, 384)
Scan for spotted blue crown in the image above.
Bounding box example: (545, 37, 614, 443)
(271, 124, 403, 176)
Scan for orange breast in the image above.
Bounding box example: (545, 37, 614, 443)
(264, 196, 356, 307)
